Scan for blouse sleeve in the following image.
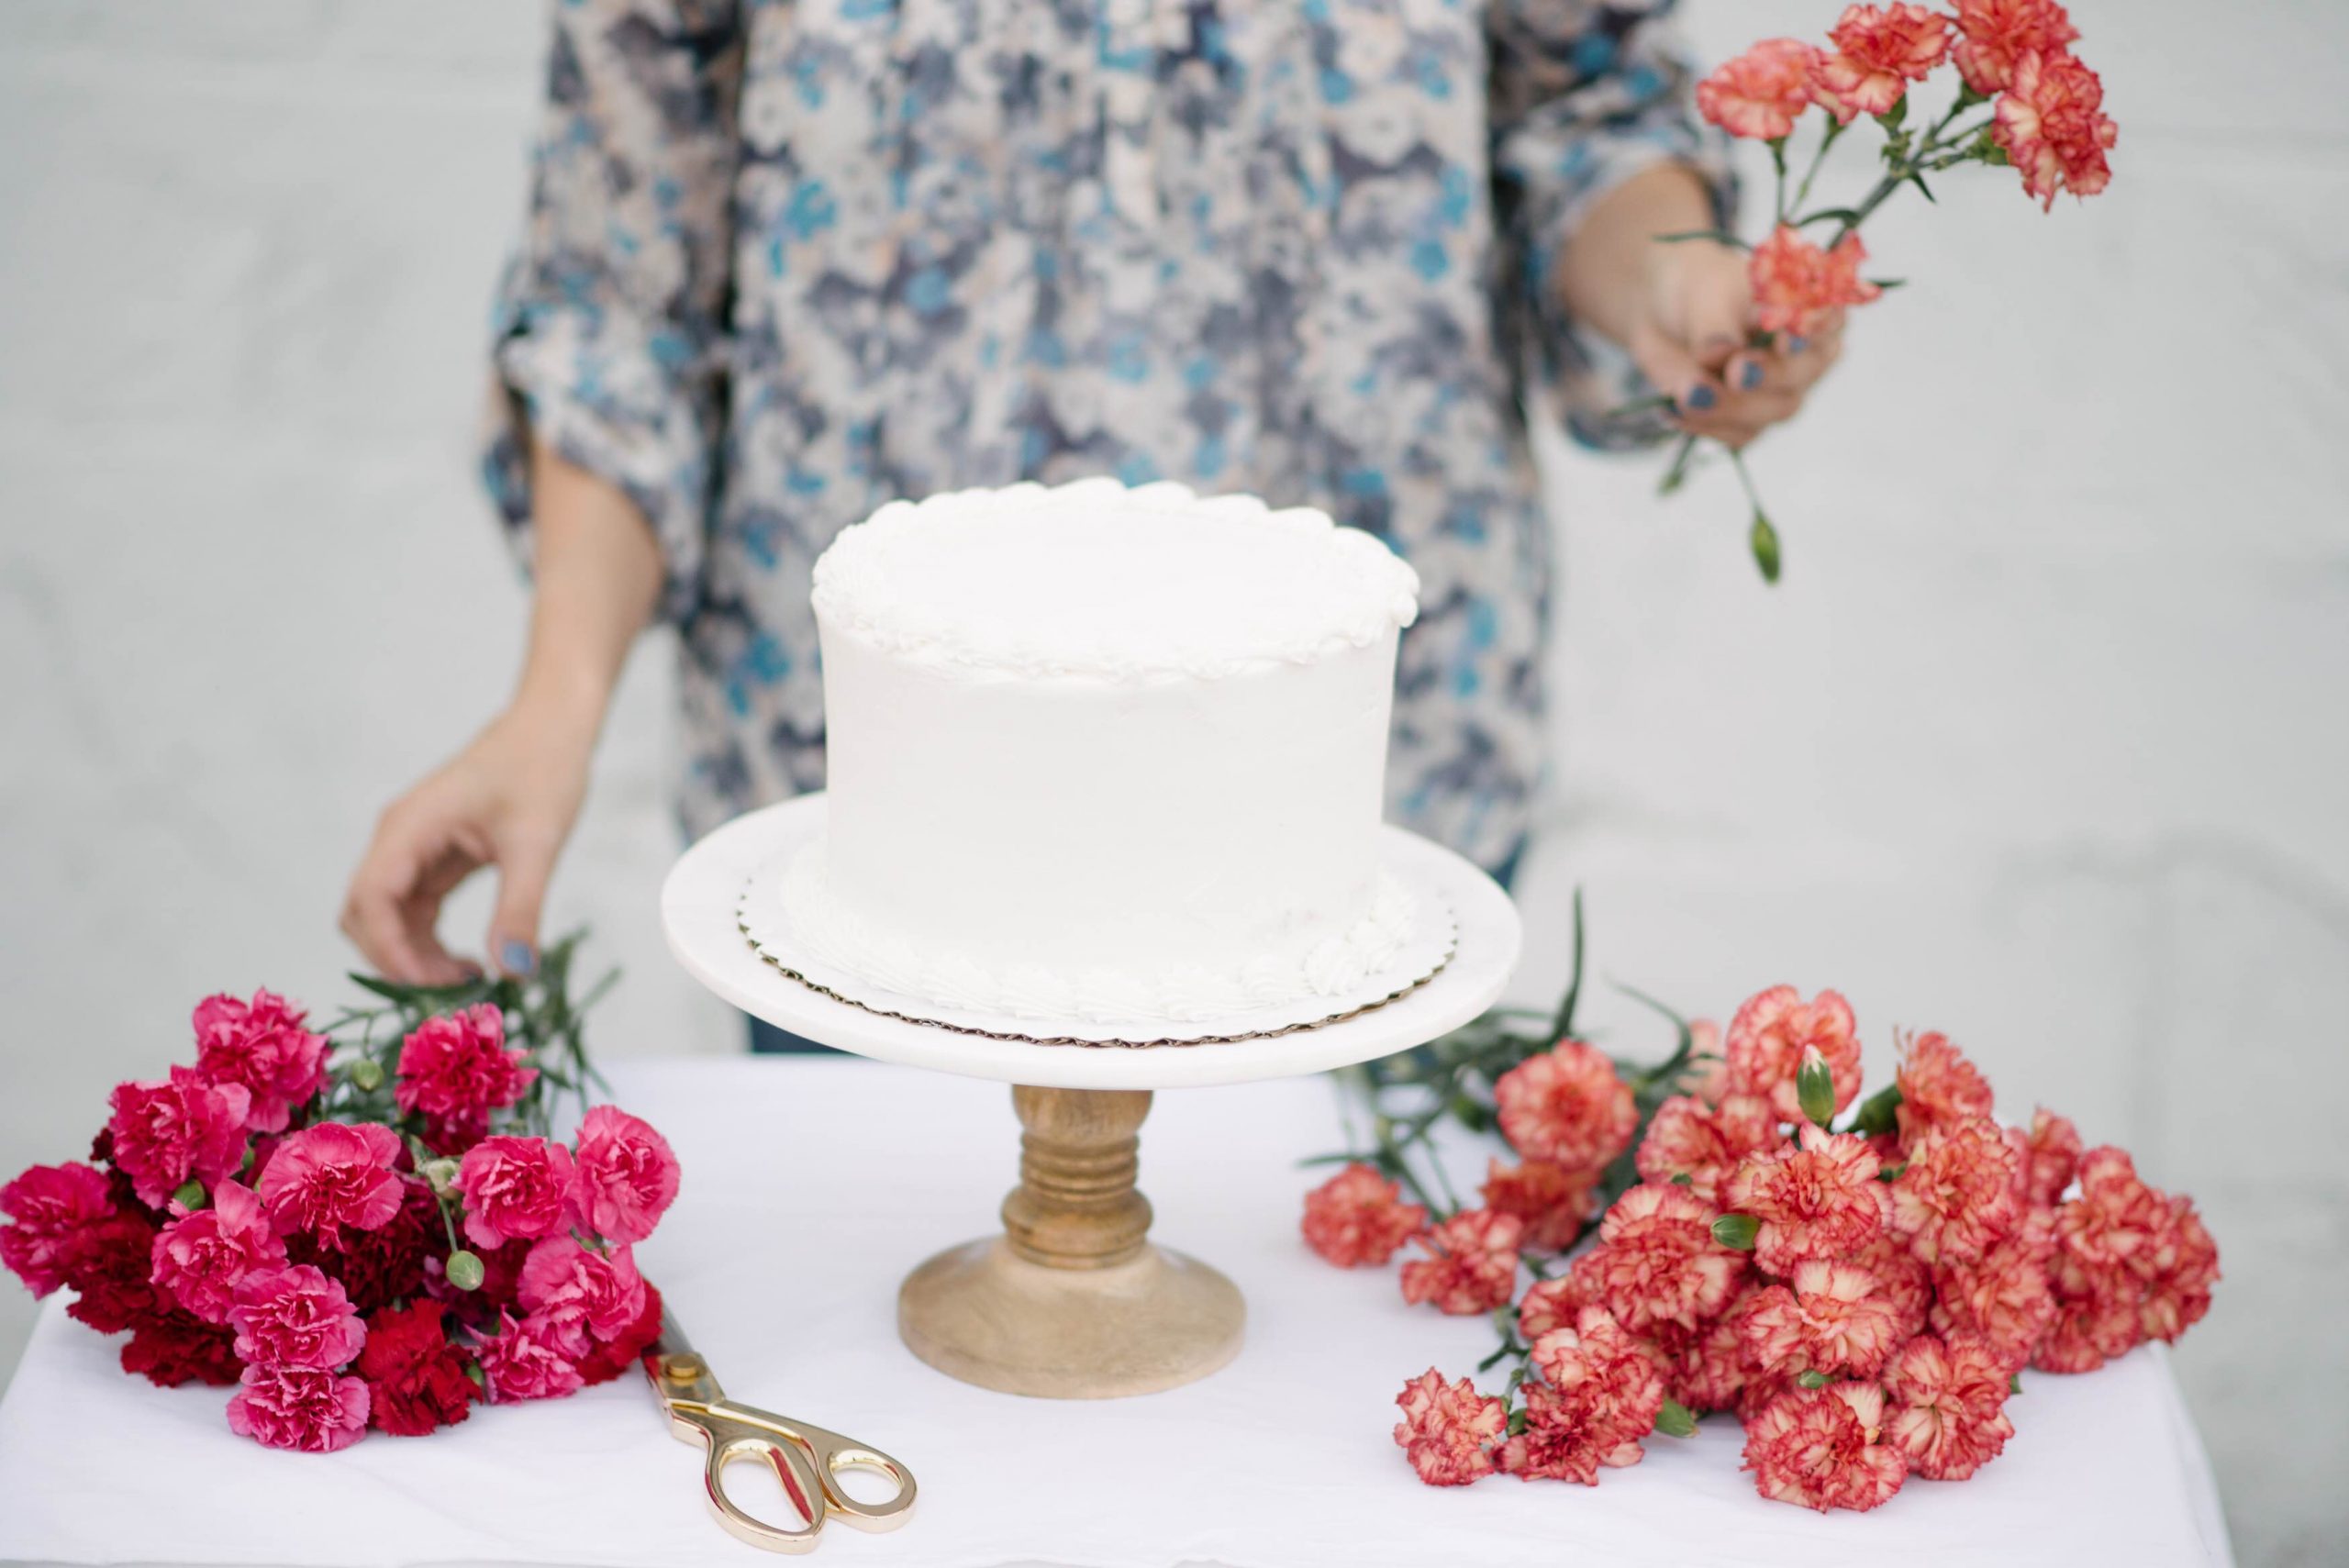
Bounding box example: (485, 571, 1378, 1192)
(1486, 0, 1735, 451)
(484, 0, 742, 628)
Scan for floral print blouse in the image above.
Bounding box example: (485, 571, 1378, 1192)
(485, 0, 1728, 873)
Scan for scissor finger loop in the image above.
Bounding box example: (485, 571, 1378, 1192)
(696, 1420, 829, 1555)
(785, 1420, 918, 1532)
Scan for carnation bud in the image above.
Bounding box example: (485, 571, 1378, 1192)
(171, 1180, 206, 1211)
(1796, 1370, 1831, 1390)
(419, 1158, 461, 1197)
(445, 1249, 486, 1292)
(349, 1058, 384, 1092)
(1654, 1399, 1698, 1438)
(1749, 511, 1782, 584)
(1796, 1047, 1836, 1129)
(1710, 1214, 1759, 1251)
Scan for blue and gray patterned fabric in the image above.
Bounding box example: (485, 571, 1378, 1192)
(484, 0, 1729, 873)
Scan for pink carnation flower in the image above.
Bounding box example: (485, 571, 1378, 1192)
(475, 1310, 586, 1404)
(1722, 1124, 1889, 1275)
(1951, 0, 2080, 95)
(395, 1005, 536, 1143)
(192, 989, 328, 1134)
(517, 1236, 647, 1357)
(1399, 1209, 1523, 1317)
(1501, 1307, 1667, 1484)
(0, 1162, 113, 1296)
(1696, 38, 1819, 141)
(106, 1066, 251, 1210)
(1635, 1092, 1777, 1205)
(1994, 48, 2117, 209)
(2019, 1106, 2084, 1212)
(1655, 1307, 1749, 1414)
(1853, 1229, 1935, 1343)
(255, 1121, 406, 1239)
(150, 1180, 286, 1325)
(229, 1263, 367, 1370)
(226, 1363, 371, 1452)
(1743, 1383, 1909, 1512)
(1478, 1158, 1598, 1252)
(1493, 1041, 1636, 1173)
(1582, 1183, 1747, 1336)
(1516, 1268, 1600, 1341)
(1723, 985, 1862, 1124)
(1738, 1259, 1908, 1381)
(1300, 1163, 1426, 1267)
(1809, 3, 1951, 121)
(1889, 1116, 2021, 1263)
(1884, 1330, 2018, 1480)
(1393, 1368, 1506, 1486)
(453, 1136, 577, 1251)
(566, 1105, 682, 1244)
(1745, 227, 1885, 340)
(1931, 1225, 2055, 1370)
(1894, 1030, 1995, 1151)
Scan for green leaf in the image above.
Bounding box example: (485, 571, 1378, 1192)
(1653, 228, 1753, 250)
(1907, 171, 1937, 203)
(1711, 1214, 1759, 1251)
(1796, 207, 1865, 229)
(1550, 888, 1587, 1041)
(1654, 1399, 1698, 1438)
(1854, 1083, 1904, 1139)
(2009, 1372, 2023, 1394)
(1796, 1052, 1837, 1129)
(1749, 512, 1783, 584)
(1796, 1370, 1831, 1390)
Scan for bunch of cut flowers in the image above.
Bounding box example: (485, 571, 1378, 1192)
(0, 936, 680, 1453)
(1302, 902, 2217, 1511)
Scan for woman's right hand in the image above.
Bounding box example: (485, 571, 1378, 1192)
(340, 700, 596, 984)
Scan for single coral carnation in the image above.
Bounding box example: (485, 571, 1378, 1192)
(1994, 48, 2117, 209)
(1931, 1227, 2055, 1370)
(1394, 1368, 1505, 1486)
(1809, 3, 1951, 120)
(1894, 1031, 1995, 1150)
(1722, 1124, 1889, 1275)
(1399, 1209, 1523, 1316)
(1302, 1163, 1427, 1267)
(1884, 1330, 2018, 1479)
(1889, 1117, 2021, 1263)
(1479, 1158, 1598, 1251)
(1697, 38, 1819, 140)
(2019, 1106, 2083, 1211)
(1635, 1092, 1777, 1205)
(1743, 1383, 1909, 1512)
(1584, 1183, 1746, 1335)
(1494, 1041, 1637, 1173)
(1738, 1259, 1909, 1380)
(1723, 985, 1862, 1123)
(1951, 0, 2080, 95)
(1501, 1306, 1668, 1484)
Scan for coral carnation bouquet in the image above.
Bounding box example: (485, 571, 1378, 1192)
(0, 935, 682, 1452)
(1304, 902, 2217, 1512)
(1653, 1, 2119, 580)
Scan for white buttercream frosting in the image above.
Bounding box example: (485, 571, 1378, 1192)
(810, 477, 1420, 681)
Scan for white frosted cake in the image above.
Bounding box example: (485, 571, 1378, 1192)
(774, 477, 1426, 1027)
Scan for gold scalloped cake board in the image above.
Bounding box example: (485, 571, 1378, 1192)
(734, 882, 1456, 1049)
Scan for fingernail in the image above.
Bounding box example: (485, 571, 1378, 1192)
(1739, 361, 1764, 390)
(1684, 384, 1717, 411)
(499, 939, 536, 976)
(1788, 335, 1809, 354)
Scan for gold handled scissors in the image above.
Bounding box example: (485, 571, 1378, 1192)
(641, 1305, 918, 1553)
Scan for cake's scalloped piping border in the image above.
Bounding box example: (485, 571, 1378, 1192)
(733, 886, 1457, 1048)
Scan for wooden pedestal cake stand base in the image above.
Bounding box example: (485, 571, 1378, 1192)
(661, 796, 1520, 1400)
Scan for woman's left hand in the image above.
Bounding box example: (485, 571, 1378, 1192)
(1626, 237, 1843, 450)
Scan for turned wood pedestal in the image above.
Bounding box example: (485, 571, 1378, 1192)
(896, 1086, 1245, 1399)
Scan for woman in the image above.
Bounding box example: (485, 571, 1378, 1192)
(341, 0, 1840, 1006)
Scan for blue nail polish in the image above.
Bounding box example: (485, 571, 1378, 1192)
(1788, 335, 1809, 354)
(1740, 361, 1764, 390)
(1686, 384, 1717, 411)
(500, 939, 536, 976)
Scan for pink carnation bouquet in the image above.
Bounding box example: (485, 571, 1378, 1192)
(1, 935, 682, 1453)
(1306, 899, 2216, 1512)
(1653, 1, 2117, 580)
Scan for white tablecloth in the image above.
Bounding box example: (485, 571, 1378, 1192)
(0, 1057, 2233, 1568)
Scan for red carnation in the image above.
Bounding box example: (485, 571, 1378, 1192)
(1494, 1041, 1636, 1173)
(120, 1312, 241, 1388)
(295, 1178, 440, 1317)
(1399, 1209, 1523, 1316)
(357, 1299, 478, 1436)
(1635, 1092, 1777, 1206)
(1884, 1330, 2018, 1480)
(1724, 985, 1862, 1124)
(192, 989, 328, 1134)
(1951, 0, 2080, 95)
(1479, 1158, 1598, 1252)
(0, 1162, 114, 1297)
(1393, 1368, 1506, 1486)
(1744, 1383, 1909, 1512)
(1581, 1183, 1747, 1336)
(61, 1207, 168, 1335)
(575, 1280, 665, 1387)
(1809, 3, 1951, 121)
(473, 1309, 584, 1404)
(395, 1005, 536, 1148)
(1994, 48, 2117, 209)
(1300, 1163, 1426, 1267)
(106, 1067, 250, 1210)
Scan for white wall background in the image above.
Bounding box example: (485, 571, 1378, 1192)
(0, 2, 2341, 1562)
